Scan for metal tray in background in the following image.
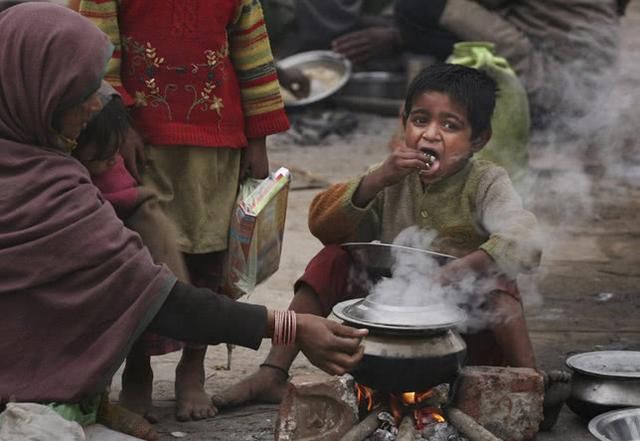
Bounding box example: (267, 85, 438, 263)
(276, 50, 351, 107)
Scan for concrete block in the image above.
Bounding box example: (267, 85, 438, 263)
(453, 366, 544, 441)
(275, 374, 359, 441)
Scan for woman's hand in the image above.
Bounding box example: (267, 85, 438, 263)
(240, 137, 269, 180)
(296, 314, 368, 375)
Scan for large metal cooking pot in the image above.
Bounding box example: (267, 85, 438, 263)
(566, 351, 640, 420)
(333, 296, 467, 392)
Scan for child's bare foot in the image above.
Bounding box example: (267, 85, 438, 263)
(120, 354, 158, 423)
(175, 349, 217, 421)
(211, 365, 289, 409)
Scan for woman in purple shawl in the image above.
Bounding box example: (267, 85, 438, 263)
(0, 1, 366, 424)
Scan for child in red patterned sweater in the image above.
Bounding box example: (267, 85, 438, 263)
(76, 0, 291, 421)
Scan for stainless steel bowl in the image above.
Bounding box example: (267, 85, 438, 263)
(589, 408, 640, 441)
(341, 241, 456, 279)
(566, 351, 640, 420)
(276, 50, 351, 107)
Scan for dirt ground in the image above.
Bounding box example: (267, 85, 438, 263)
(108, 4, 640, 440)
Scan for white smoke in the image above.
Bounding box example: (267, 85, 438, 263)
(500, 6, 640, 330)
(361, 226, 513, 334)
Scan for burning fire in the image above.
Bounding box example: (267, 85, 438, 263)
(355, 383, 377, 412)
(413, 406, 446, 430)
(402, 390, 434, 405)
(355, 383, 446, 429)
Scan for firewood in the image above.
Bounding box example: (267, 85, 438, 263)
(446, 408, 504, 441)
(396, 415, 418, 441)
(339, 408, 382, 441)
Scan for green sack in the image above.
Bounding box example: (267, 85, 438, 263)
(448, 42, 530, 189)
(47, 393, 101, 427)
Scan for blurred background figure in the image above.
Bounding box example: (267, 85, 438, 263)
(394, 0, 628, 131)
(262, 0, 400, 67)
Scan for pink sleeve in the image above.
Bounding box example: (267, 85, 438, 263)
(90, 154, 139, 218)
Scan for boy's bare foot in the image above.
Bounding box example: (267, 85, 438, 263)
(175, 351, 217, 421)
(120, 355, 158, 423)
(211, 365, 289, 409)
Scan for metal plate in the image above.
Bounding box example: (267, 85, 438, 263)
(341, 241, 456, 279)
(332, 298, 466, 331)
(567, 351, 640, 379)
(589, 408, 640, 441)
(276, 50, 351, 107)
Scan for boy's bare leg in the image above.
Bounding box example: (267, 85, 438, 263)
(175, 346, 217, 421)
(490, 292, 536, 368)
(120, 345, 157, 423)
(212, 284, 324, 408)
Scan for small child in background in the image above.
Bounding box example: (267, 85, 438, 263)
(73, 84, 190, 422)
(214, 63, 543, 408)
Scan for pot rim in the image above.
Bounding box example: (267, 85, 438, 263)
(566, 351, 640, 379)
(341, 241, 457, 262)
(333, 298, 465, 331)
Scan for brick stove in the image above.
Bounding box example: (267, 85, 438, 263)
(275, 366, 544, 441)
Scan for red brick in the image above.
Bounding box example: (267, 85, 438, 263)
(453, 366, 544, 441)
(275, 374, 359, 441)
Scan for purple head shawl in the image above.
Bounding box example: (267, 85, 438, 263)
(0, 4, 175, 403)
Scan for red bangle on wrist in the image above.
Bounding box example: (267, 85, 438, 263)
(273, 310, 297, 346)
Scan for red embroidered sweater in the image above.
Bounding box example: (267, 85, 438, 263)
(79, 0, 290, 148)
